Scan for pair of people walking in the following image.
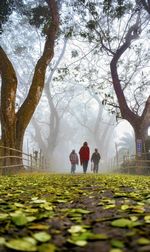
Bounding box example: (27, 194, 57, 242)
(69, 142, 101, 174)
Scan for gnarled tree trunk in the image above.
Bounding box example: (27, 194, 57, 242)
(110, 15, 150, 165)
(0, 0, 59, 175)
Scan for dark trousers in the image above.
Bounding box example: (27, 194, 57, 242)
(93, 163, 99, 173)
(71, 164, 76, 174)
(82, 160, 88, 173)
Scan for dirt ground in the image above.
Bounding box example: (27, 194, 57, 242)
(0, 173, 150, 252)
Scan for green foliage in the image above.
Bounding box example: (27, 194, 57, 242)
(111, 218, 141, 228)
(11, 211, 28, 226)
(111, 239, 124, 248)
(26, 5, 51, 36)
(0, 0, 50, 35)
(86, 20, 97, 30)
(33, 232, 51, 242)
(5, 238, 37, 251)
(103, 0, 134, 18)
(0, 0, 15, 33)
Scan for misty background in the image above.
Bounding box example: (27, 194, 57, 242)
(1, 0, 142, 173)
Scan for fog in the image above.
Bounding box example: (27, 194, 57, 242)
(24, 91, 135, 173)
(0, 1, 138, 173)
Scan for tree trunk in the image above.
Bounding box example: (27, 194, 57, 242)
(134, 120, 150, 158)
(1, 132, 24, 175)
(109, 15, 150, 165)
(0, 0, 59, 175)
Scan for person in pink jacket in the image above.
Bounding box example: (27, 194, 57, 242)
(69, 150, 79, 174)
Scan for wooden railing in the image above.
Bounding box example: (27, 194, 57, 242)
(0, 145, 49, 175)
(112, 152, 150, 175)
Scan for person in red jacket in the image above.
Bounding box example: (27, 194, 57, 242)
(79, 142, 90, 174)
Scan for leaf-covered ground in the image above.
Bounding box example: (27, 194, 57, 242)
(0, 173, 150, 252)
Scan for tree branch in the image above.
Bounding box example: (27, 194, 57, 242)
(17, 0, 59, 134)
(110, 13, 141, 123)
